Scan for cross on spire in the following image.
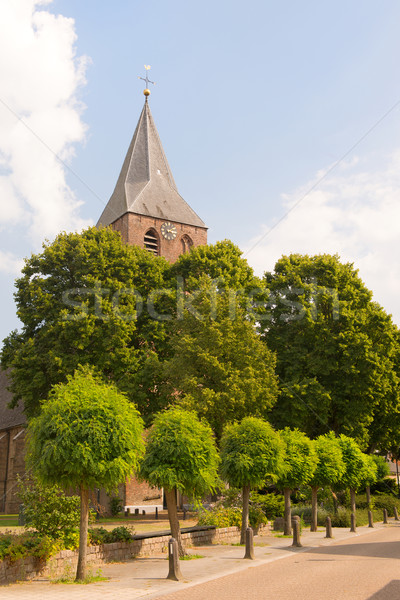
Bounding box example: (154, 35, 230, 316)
(138, 65, 155, 98)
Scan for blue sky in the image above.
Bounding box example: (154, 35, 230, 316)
(1, 0, 400, 345)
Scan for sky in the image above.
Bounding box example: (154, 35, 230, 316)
(1, 0, 400, 345)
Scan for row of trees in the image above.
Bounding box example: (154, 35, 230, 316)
(2, 227, 400, 452)
(26, 368, 384, 579)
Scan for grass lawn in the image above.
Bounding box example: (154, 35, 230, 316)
(0, 515, 19, 529)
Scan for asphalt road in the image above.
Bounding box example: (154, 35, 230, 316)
(155, 524, 400, 600)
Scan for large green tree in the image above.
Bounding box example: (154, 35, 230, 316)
(139, 407, 219, 556)
(160, 286, 278, 440)
(263, 253, 400, 449)
(27, 367, 144, 581)
(1, 227, 170, 418)
(276, 428, 318, 535)
(220, 417, 285, 543)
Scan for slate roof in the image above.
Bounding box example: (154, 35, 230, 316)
(97, 99, 206, 229)
(0, 369, 26, 431)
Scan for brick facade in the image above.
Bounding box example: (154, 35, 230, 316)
(0, 426, 26, 513)
(111, 213, 207, 263)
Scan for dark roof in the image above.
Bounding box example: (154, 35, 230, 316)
(97, 100, 206, 229)
(0, 369, 26, 431)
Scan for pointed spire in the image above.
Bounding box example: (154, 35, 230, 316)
(97, 101, 205, 229)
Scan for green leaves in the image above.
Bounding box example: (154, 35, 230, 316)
(1, 227, 170, 418)
(27, 366, 144, 490)
(263, 253, 400, 448)
(139, 407, 219, 498)
(220, 417, 285, 489)
(276, 428, 318, 490)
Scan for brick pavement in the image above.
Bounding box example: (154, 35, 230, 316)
(0, 522, 391, 600)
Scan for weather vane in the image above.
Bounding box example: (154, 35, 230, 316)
(138, 65, 155, 98)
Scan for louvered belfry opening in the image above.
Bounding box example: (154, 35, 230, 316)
(144, 229, 159, 255)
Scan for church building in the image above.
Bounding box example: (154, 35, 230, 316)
(0, 77, 207, 514)
(97, 87, 207, 260)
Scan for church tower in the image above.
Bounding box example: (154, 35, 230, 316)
(97, 74, 207, 262)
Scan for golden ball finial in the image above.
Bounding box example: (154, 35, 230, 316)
(143, 88, 151, 97)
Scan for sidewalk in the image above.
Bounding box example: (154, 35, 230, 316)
(0, 521, 389, 600)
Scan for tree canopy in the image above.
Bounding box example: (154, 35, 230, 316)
(220, 416, 285, 543)
(276, 428, 318, 535)
(308, 432, 345, 531)
(1, 227, 170, 418)
(159, 287, 278, 439)
(139, 407, 219, 555)
(27, 367, 144, 580)
(263, 253, 400, 449)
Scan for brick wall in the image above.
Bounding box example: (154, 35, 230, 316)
(0, 426, 26, 513)
(111, 213, 207, 263)
(125, 476, 163, 508)
(0, 525, 249, 585)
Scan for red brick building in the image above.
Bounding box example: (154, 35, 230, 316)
(0, 370, 26, 513)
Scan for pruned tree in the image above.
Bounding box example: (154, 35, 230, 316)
(26, 367, 144, 581)
(308, 433, 345, 531)
(139, 407, 219, 556)
(220, 417, 285, 544)
(276, 428, 318, 535)
(336, 435, 373, 518)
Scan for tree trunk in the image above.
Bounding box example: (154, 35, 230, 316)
(165, 488, 185, 557)
(240, 484, 251, 544)
(311, 486, 318, 532)
(76, 484, 89, 581)
(366, 485, 371, 508)
(284, 488, 292, 536)
(350, 488, 356, 515)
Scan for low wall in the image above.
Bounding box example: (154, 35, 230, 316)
(0, 525, 245, 585)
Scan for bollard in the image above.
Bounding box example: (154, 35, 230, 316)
(368, 510, 374, 528)
(350, 512, 356, 533)
(292, 517, 302, 548)
(383, 508, 388, 524)
(183, 507, 187, 521)
(155, 506, 159, 520)
(244, 527, 255, 559)
(394, 506, 399, 521)
(325, 516, 333, 538)
(167, 538, 183, 581)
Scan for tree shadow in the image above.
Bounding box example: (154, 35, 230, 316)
(305, 540, 400, 560)
(366, 580, 400, 599)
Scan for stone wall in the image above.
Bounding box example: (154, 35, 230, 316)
(0, 526, 242, 585)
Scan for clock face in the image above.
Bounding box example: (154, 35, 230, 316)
(161, 222, 177, 240)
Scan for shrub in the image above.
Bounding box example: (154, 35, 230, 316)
(0, 532, 63, 563)
(370, 477, 397, 495)
(18, 477, 80, 547)
(373, 493, 400, 516)
(197, 506, 242, 528)
(251, 492, 284, 520)
(109, 496, 124, 517)
(88, 526, 135, 545)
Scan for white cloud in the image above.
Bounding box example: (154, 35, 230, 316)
(0, 0, 92, 244)
(0, 251, 24, 275)
(244, 152, 400, 325)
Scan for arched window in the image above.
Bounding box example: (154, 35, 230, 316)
(181, 234, 193, 254)
(144, 229, 159, 255)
